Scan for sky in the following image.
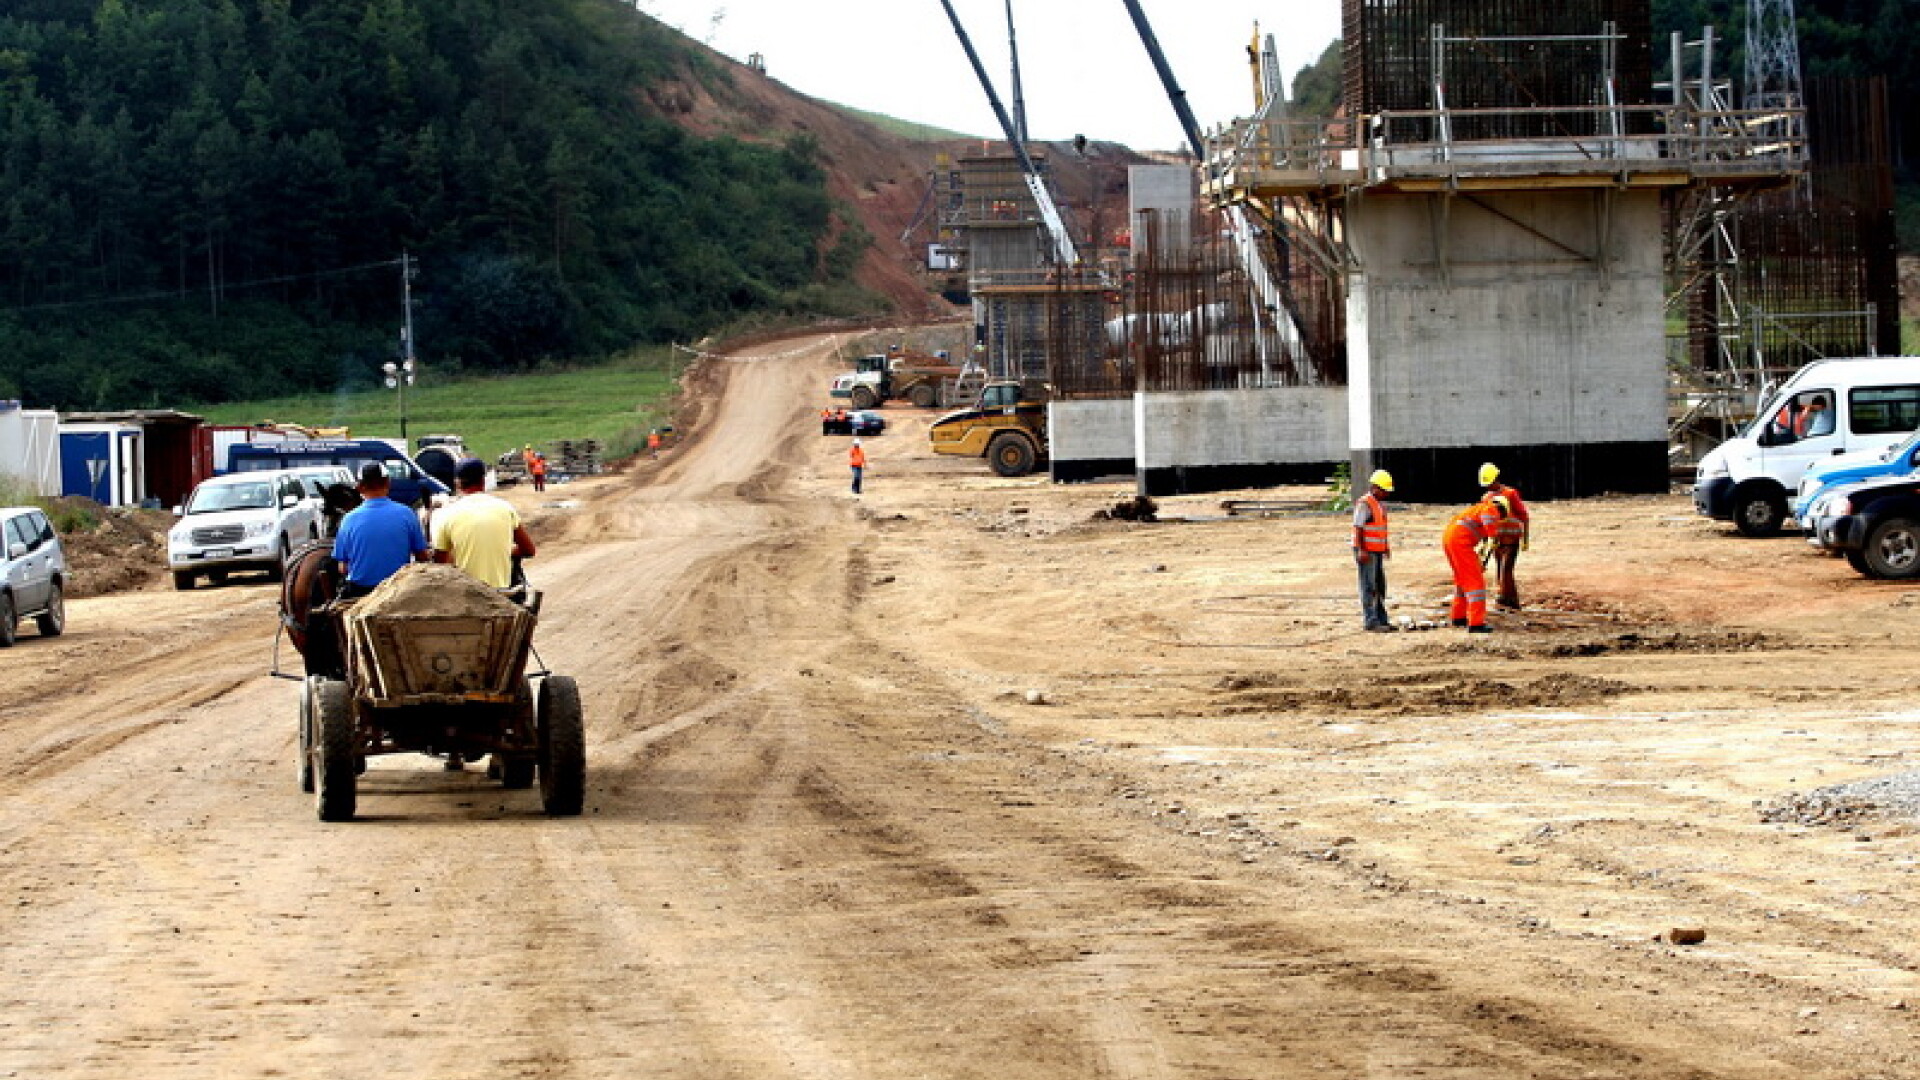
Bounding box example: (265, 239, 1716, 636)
(632, 0, 1343, 153)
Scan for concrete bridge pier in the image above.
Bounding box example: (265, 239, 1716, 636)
(1345, 188, 1670, 503)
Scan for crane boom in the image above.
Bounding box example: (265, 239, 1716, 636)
(1118, 0, 1206, 161)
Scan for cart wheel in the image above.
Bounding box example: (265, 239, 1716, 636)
(313, 678, 357, 822)
(297, 677, 317, 793)
(537, 676, 585, 816)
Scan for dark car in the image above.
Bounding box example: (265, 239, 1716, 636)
(821, 410, 886, 437)
(1816, 475, 1920, 578)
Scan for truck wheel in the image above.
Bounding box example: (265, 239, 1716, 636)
(0, 593, 15, 648)
(910, 384, 936, 408)
(849, 385, 878, 411)
(268, 538, 287, 582)
(1733, 488, 1786, 538)
(173, 570, 195, 591)
(34, 581, 63, 637)
(313, 678, 357, 821)
(1863, 517, 1920, 579)
(537, 676, 586, 816)
(297, 677, 317, 793)
(987, 432, 1037, 477)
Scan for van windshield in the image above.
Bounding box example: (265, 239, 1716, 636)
(187, 482, 275, 514)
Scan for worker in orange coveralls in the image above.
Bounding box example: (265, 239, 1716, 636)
(1478, 463, 1531, 610)
(848, 438, 867, 495)
(1441, 491, 1509, 634)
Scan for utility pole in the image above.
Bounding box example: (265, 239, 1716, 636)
(384, 252, 420, 443)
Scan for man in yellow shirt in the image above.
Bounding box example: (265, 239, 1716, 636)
(431, 458, 536, 588)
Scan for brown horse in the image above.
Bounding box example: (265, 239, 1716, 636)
(279, 483, 360, 677)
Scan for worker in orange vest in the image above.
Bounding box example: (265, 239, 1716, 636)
(820, 407, 834, 435)
(848, 437, 867, 495)
(1441, 490, 1509, 633)
(1479, 463, 1531, 609)
(1352, 469, 1394, 632)
(528, 450, 547, 493)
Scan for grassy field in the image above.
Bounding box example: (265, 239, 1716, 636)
(195, 349, 684, 464)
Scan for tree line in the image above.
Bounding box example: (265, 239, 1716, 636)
(0, 0, 877, 410)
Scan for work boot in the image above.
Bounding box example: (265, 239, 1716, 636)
(1468, 625, 1492, 634)
(443, 753, 465, 772)
(1451, 618, 1468, 628)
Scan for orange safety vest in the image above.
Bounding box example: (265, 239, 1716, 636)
(1442, 497, 1500, 546)
(1354, 492, 1389, 553)
(849, 444, 866, 469)
(529, 455, 546, 476)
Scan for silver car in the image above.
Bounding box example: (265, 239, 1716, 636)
(0, 505, 68, 647)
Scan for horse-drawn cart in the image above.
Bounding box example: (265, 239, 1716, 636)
(288, 561, 584, 821)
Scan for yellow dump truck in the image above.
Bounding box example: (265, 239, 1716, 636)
(927, 379, 1049, 477)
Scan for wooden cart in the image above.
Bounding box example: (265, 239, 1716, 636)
(295, 572, 584, 822)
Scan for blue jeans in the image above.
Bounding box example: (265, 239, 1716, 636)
(1357, 553, 1389, 627)
(851, 466, 863, 495)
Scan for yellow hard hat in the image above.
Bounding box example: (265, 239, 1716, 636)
(1478, 462, 1500, 486)
(1368, 468, 1394, 493)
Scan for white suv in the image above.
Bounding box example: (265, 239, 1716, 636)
(167, 470, 325, 590)
(1, 505, 67, 647)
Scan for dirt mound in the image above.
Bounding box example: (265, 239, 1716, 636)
(55, 503, 174, 598)
(351, 562, 523, 618)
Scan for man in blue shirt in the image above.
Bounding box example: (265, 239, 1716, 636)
(331, 462, 430, 599)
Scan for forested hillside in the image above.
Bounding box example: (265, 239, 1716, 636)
(0, 0, 885, 410)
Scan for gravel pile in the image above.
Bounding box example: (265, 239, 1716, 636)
(1760, 771, 1920, 827)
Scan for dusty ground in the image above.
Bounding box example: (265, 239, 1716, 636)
(4, 330, 1920, 1078)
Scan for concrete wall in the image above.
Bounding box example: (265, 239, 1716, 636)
(1346, 188, 1668, 501)
(1134, 386, 1348, 495)
(1129, 165, 1196, 254)
(1049, 398, 1134, 482)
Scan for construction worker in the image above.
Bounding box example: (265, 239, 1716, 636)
(528, 450, 547, 493)
(1479, 463, 1531, 610)
(1441, 489, 1508, 634)
(1353, 469, 1394, 632)
(849, 437, 867, 495)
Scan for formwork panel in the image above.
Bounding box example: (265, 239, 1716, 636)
(1343, 0, 1655, 131)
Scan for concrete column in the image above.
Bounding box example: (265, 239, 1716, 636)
(1345, 188, 1668, 502)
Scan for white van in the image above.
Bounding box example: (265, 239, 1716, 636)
(1693, 356, 1920, 537)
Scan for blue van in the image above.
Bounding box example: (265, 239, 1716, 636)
(226, 439, 449, 508)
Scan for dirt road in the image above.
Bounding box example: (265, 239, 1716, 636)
(4, 333, 1919, 1078)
